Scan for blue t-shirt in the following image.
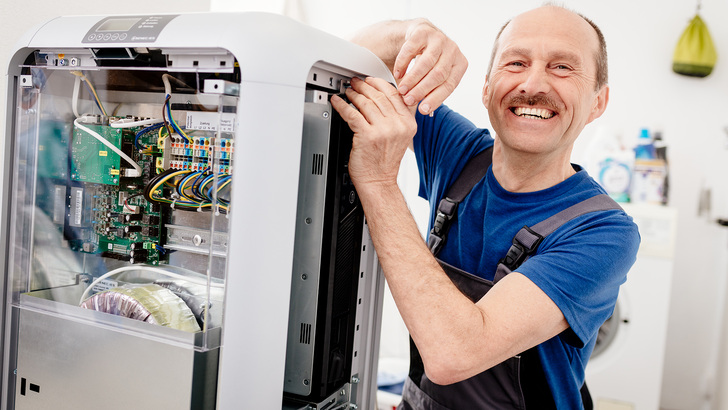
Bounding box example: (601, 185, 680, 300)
(413, 105, 640, 409)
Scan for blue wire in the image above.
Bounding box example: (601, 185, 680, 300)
(84, 83, 105, 113)
(207, 175, 232, 202)
(134, 123, 164, 150)
(166, 97, 189, 143)
(192, 169, 211, 200)
(177, 171, 202, 199)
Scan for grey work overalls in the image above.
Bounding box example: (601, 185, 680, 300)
(398, 148, 616, 409)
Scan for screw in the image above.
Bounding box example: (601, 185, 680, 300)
(303, 379, 310, 386)
(301, 274, 308, 280)
(322, 111, 329, 119)
(305, 217, 312, 224)
(351, 376, 360, 384)
(340, 389, 346, 396)
(192, 235, 202, 246)
(349, 405, 358, 409)
(70, 58, 79, 66)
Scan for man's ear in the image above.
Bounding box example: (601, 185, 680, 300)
(587, 85, 609, 124)
(482, 75, 490, 107)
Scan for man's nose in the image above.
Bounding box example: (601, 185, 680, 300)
(519, 66, 550, 95)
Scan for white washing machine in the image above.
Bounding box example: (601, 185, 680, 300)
(586, 204, 677, 410)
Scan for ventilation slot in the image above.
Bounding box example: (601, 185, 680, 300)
(300, 322, 312, 344)
(312, 154, 324, 175)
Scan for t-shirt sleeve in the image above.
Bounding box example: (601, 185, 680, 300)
(515, 210, 641, 348)
(413, 105, 494, 203)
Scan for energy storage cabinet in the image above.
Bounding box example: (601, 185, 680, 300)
(0, 13, 389, 410)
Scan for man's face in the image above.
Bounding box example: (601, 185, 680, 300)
(482, 7, 608, 158)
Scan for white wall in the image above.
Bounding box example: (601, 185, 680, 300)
(2, 0, 728, 408)
(210, 1, 728, 409)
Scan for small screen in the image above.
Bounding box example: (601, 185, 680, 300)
(96, 18, 141, 32)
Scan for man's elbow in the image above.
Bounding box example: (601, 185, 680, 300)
(423, 358, 473, 386)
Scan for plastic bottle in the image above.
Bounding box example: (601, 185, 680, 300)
(631, 128, 667, 204)
(653, 131, 669, 204)
(634, 128, 657, 159)
(581, 128, 634, 203)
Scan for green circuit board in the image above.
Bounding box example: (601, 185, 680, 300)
(66, 119, 167, 264)
(71, 123, 122, 185)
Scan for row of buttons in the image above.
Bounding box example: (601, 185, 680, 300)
(87, 33, 128, 41)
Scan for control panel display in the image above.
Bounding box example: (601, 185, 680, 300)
(96, 18, 141, 32)
(83, 15, 178, 44)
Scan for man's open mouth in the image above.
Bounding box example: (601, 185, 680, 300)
(511, 107, 555, 120)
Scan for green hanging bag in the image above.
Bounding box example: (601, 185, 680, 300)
(673, 14, 717, 77)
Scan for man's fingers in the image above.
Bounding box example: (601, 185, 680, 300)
(392, 37, 423, 80)
(331, 94, 369, 130)
(397, 48, 442, 102)
(345, 84, 387, 124)
(416, 56, 467, 114)
(351, 77, 399, 118)
(365, 77, 412, 116)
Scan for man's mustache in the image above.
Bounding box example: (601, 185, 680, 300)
(507, 94, 560, 112)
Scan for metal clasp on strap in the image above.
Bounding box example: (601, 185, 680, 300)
(498, 225, 544, 271)
(428, 197, 458, 255)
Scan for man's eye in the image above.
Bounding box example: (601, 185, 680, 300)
(509, 61, 524, 67)
(555, 64, 571, 70)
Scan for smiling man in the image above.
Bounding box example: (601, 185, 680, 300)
(331, 5, 639, 409)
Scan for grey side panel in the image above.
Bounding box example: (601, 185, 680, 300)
(284, 102, 331, 395)
(14, 306, 212, 410)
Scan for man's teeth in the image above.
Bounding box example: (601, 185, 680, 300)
(513, 107, 554, 119)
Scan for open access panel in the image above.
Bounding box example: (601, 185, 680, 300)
(0, 13, 389, 410)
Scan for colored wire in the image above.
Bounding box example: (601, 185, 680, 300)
(134, 123, 165, 150)
(207, 175, 232, 202)
(143, 166, 231, 213)
(144, 168, 191, 202)
(160, 74, 190, 143)
(161, 95, 174, 142)
(166, 96, 189, 142)
(124, 193, 144, 213)
(177, 171, 203, 202)
(70, 71, 107, 116)
(190, 169, 210, 200)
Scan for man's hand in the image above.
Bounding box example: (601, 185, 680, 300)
(351, 19, 468, 116)
(393, 19, 468, 115)
(330, 77, 416, 189)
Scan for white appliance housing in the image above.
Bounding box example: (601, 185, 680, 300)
(0, 12, 391, 410)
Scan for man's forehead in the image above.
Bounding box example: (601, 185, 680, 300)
(496, 7, 599, 61)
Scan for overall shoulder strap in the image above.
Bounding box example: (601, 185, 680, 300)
(497, 194, 623, 276)
(427, 146, 494, 256)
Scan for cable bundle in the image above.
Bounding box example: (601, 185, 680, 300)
(143, 168, 231, 214)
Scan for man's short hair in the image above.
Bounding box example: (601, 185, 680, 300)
(486, 6, 608, 91)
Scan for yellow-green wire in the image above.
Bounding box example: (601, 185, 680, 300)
(149, 168, 230, 212)
(71, 71, 108, 117)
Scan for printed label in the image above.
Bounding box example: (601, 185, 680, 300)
(92, 279, 118, 293)
(186, 112, 236, 133)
